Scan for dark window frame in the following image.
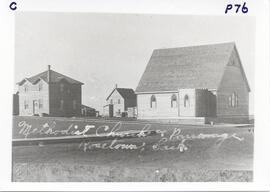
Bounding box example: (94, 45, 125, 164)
(150, 95, 157, 108)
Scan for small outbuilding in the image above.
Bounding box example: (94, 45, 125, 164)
(81, 104, 98, 117)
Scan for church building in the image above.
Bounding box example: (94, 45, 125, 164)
(135, 42, 250, 124)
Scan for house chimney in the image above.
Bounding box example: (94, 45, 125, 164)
(115, 84, 118, 88)
(47, 65, 51, 83)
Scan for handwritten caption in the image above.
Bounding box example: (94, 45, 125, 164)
(17, 120, 245, 153)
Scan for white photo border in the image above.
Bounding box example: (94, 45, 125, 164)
(0, 0, 269, 191)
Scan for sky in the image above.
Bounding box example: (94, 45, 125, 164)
(15, 12, 255, 114)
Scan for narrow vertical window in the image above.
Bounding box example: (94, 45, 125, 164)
(39, 99, 43, 109)
(60, 83, 64, 92)
(235, 95, 238, 106)
(171, 94, 177, 108)
(24, 100, 28, 109)
(184, 94, 190, 108)
(24, 85, 28, 92)
(231, 92, 236, 107)
(229, 92, 238, 107)
(38, 82, 43, 91)
(118, 99, 121, 104)
(150, 95, 157, 108)
(72, 100, 77, 110)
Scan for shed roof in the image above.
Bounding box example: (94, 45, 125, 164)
(17, 69, 83, 85)
(81, 104, 96, 110)
(136, 42, 247, 93)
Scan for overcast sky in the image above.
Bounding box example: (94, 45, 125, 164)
(15, 12, 255, 114)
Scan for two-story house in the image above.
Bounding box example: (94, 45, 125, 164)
(17, 65, 83, 117)
(103, 85, 136, 117)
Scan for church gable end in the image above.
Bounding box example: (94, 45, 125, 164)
(216, 47, 250, 117)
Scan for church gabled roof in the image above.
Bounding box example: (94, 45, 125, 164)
(136, 42, 250, 93)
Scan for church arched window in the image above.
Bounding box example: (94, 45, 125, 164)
(171, 94, 177, 108)
(150, 95, 157, 108)
(184, 94, 190, 108)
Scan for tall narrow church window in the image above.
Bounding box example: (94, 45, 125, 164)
(171, 94, 177, 108)
(150, 95, 157, 108)
(184, 94, 190, 108)
(231, 92, 236, 107)
(229, 92, 238, 107)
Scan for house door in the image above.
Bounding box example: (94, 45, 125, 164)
(33, 100, 39, 115)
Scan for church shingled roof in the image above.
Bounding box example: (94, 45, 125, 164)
(136, 42, 241, 93)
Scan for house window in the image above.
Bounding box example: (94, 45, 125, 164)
(171, 94, 177, 108)
(184, 94, 190, 108)
(24, 85, 28, 92)
(118, 99, 121, 104)
(110, 99, 113, 104)
(38, 82, 43, 91)
(150, 95, 157, 108)
(229, 92, 238, 107)
(24, 100, 29, 109)
(39, 99, 43, 109)
(60, 99, 64, 110)
(60, 83, 64, 92)
(72, 100, 77, 110)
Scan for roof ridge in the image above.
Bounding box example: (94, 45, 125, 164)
(153, 42, 235, 52)
(116, 87, 134, 90)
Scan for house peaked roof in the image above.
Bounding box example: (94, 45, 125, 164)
(17, 68, 83, 85)
(106, 88, 136, 100)
(136, 42, 249, 93)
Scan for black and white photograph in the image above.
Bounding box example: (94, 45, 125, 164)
(12, 12, 255, 182)
(0, 0, 269, 191)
